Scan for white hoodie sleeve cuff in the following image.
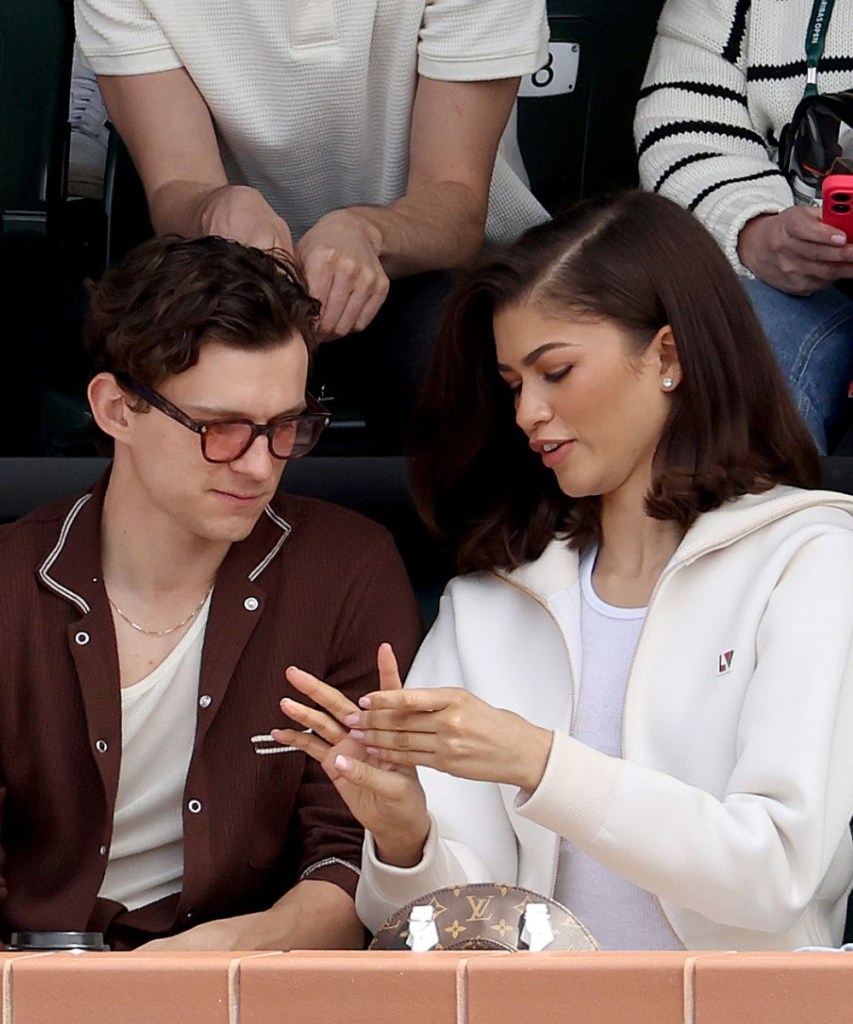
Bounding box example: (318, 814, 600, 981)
(515, 730, 624, 846)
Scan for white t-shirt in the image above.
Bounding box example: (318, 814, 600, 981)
(73, 0, 550, 242)
(98, 597, 210, 912)
(551, 550, 681, 950)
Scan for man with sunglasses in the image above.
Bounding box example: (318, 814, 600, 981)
(0, 235, 422, 950)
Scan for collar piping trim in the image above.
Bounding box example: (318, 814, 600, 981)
(38, 496, 291, 604)
(37, 494, 93, 615)
(249, 505, 292, 581)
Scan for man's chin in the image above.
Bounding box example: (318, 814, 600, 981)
(202, 505, 270, 543)
(222, 512, 268, 542)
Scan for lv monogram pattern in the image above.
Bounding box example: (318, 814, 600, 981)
(369, 883, 599, 952)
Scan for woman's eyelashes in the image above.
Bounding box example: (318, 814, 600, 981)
(501, 365, 573, 396)
(543, 366, 572, 384)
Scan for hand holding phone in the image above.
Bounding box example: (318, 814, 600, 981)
(821, 174, 853, 239)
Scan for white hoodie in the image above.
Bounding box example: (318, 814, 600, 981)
(357, 486, 853, 950)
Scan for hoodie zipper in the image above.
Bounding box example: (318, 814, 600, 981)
(492, 565, 683, 938)
(617, 569, 682, 943)
(489, 571, 576, 900)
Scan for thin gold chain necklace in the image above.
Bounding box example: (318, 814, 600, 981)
(106, 587, 212, 638)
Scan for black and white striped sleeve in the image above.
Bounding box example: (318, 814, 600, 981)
(634, 0, 791, 273)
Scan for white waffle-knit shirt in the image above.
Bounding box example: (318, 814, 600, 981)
(74, 0, 551, 242)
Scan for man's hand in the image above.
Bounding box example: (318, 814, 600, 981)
(296, 210, 390, 340)
(290, 75, 523, 342)
(274, 644, 430, 868)
(195, 184, 294, 253)
(738, 207, 853, 294)
(98, 68, 293, 253)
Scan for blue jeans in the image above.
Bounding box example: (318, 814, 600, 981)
(743, 278, 853, 453)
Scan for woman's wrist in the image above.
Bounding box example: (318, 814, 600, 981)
(372, 820, 430, 869)
(514, 725, 554, 794)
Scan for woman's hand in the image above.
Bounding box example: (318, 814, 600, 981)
(346, 682, 554, 794)
(272, 644, 430, 868)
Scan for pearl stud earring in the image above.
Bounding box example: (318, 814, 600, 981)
(662, 376, 675, 390)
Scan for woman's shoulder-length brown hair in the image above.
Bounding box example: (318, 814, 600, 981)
(408, 190, 821, 574)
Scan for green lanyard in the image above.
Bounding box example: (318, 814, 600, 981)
(804, 0, 836, 97)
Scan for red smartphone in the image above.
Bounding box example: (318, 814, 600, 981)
(821, 174, 853, 239)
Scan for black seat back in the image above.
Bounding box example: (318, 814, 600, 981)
(517, 0, 665, 214)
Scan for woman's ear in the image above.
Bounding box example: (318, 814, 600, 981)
(87, 373, 132, 443)
(650, 324, 682, 392)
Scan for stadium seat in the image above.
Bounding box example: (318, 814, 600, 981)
(103, 129, 153, 271)
(0, 0, 80, 455)
(517, 0, 665, 214)
(821, 455, 853, 494)
(0, 0, 73, 232)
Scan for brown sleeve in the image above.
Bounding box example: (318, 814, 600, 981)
(293, 528, 424, 894)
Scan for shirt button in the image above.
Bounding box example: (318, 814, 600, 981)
(243, 597, 259, 612)
(74, 631, 90, 645)
(99, 845, 107, 856)
(185, 908, 194, 920)
(198, 694, 212, 709)
(95, 739, 108, 753)
(187, 799, 203, 814)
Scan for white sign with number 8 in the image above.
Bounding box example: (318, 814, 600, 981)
(518, 42, 580, 99)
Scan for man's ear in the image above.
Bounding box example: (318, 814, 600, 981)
(649, 324, 682, 391)
(88, 373, 132, 443)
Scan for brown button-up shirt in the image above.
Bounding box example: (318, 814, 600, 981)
(0, 474, 422, 948)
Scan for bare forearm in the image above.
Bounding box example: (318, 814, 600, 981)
(357, 74, 517, 279)
(140, 879, 363, 951)
(348, 181, 487, 279)
(236, 879, 364, 950)
(147, 179, 226, 236)
(97, 69, 227, 239)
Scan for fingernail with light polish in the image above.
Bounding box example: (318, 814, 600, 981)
(343, 713, 360, 727)
(349, 729, 365, 740)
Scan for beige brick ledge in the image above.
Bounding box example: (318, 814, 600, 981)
(0, 949, 851, 1024)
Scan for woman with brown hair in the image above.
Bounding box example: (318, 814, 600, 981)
(275, 190, 853, 950)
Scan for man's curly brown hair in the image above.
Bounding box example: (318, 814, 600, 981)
(84, 234, 320, 387)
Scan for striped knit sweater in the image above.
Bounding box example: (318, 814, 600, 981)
(635, 0, 853, 274)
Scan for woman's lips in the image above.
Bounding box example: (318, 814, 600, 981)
(531, 439, 575, 469)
